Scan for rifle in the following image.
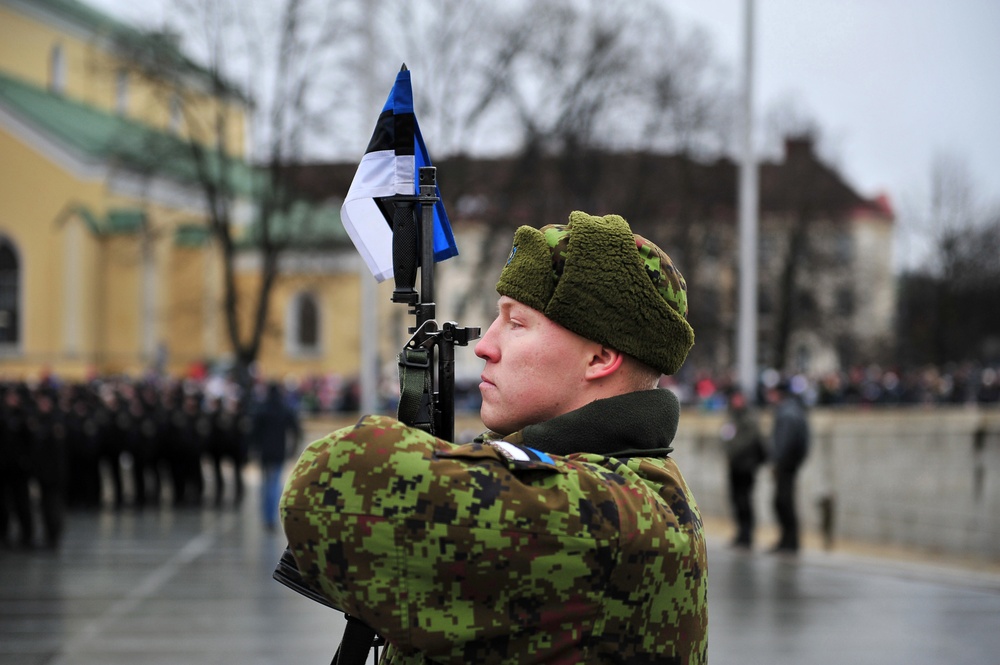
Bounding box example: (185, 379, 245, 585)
(274, 166, 480, 663)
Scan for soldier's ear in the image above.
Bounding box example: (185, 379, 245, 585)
(585, 345, 624, 381)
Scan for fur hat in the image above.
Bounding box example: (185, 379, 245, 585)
(496, 211, 694, 376)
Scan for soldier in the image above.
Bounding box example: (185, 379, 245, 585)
(0, 383, 34, 549)
(64, 386, 103, 509)
(281, 211, 708, 664)
(98, 386, 128, 509)
(26, 388, 68, 549)
(208, 395, 248, 508)
(170, 392, 209, 508)
(126, 392, 161, 510)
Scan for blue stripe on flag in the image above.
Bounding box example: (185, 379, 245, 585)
(340, 67, 458, 280)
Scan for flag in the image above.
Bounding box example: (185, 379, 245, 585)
(340, 66, 458, 282)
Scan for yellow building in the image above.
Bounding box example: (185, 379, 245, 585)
(0, 0, 365, 383)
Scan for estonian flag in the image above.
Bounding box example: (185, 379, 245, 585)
(341, 66, 458, 282)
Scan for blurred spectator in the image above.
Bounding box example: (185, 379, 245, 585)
(0, 358, 995, 554)
(249, 382, 301, 531)
(766, 380, 811, 554)
(719, 390, 766, 549)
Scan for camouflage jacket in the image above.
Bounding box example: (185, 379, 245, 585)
(281, 389, 708, 664)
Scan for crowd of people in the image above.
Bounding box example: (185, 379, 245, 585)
(0, 375, 298, 551)
(3, 359, 996, 551)
(666, 361, 1000, 411)
(289, 361, 1000, 417)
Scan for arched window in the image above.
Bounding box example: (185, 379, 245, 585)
(288, 291, 320, 356)
(0, 239, 21, 346)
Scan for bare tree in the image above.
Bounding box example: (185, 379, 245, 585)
(411, 0, 739, 322)
(113, 0, 355, 386)
(897, 153, 1000, 364)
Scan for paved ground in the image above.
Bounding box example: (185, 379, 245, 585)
(3, 471, 1000, 665)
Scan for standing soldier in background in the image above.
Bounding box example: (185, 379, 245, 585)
(0, 384, 34, 548)
(64, 386, 103, 509)
(208, 395, 246, 508)
(100, 387, 128, 509)
(27, 389, 68, 549)
(170, 392, 209, 508)
(127, 393, 162, 510)
(720, 390, 766, 549)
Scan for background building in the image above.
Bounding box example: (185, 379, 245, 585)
(0, 0, 357, 383)
(1, 0, 895, 393)
(294, 142, 895, 387)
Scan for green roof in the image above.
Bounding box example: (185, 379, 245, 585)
(106, 208, 144, 233)
(0, 73, 347, 247)
(239, 200, 348, 249)
(62, 204, 144, 236)
(62, 203, 347, 249)
(0, 69, 258, 189)
(28, 0, 135, 36)
(174, 223, 210, 247)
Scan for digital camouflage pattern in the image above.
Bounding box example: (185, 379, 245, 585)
(540, 224, 689, 319)
(281, 412, 708, 664)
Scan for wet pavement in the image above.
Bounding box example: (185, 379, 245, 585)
(3, 473, 1000, 665)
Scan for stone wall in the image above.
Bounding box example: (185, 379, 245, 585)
(304, 407, 1000, 560)
(671, 407, 1000, 561)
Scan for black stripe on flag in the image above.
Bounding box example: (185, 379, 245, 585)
(365, 109, 416, 156)
(365, 109, 394, 154)
(394, 110, 415, 157)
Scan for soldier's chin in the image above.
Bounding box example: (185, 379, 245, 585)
(479, 405, 514, 437)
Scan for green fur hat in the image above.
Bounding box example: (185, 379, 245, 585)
(496, 211, 694, 376)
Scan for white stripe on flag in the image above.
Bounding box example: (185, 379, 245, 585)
(341, 149, 399, 282)
(341, 197, 393, 282)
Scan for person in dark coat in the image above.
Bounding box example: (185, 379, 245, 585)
(207, 396, 246, 507)
(251, 382, 300, 530)
(0, 384, 34, 548)
(170, 393, 209, 508)
(720, 390, 766, 548)
(27, 390, 68, 549)
(64, 389, 103, 509)
(768, 380, 811, 553)
(98, 388, 128, 509)
(126, 394, 161, 510)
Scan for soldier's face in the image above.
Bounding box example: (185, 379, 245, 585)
(475, 296, 597, 435)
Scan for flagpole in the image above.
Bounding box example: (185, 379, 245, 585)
(358, 0, 380, 415)
(737, 0, 759, 401)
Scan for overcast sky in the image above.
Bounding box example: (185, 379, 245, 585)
(88, 0, 1000, 221)
(668, 0, 1000, 213)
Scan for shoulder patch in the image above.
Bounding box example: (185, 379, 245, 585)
(436, 441, 563, 473)
(490, 441, 554, 465)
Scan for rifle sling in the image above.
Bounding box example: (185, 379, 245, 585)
(398, 346, 433, 433)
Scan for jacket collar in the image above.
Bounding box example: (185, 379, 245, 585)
(510, 389, 680, 458)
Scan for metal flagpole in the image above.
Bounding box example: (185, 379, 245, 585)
(737, 0, 759, 401)
(358, 0, 380, 415)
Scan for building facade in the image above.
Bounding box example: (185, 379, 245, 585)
(0, 0, 361, 384)
(292, 144, 895, 387)
(1, 0, 895, 392)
